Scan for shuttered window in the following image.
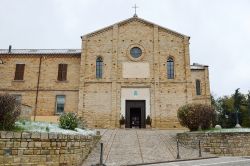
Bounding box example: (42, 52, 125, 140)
(57, 64, 67, 81)
(14, 64, 25, 80)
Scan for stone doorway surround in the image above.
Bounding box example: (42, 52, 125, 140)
(125, 100, 146, 128)
(121, 88, 150, 117)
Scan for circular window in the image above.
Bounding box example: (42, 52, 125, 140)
(130, 47, 142, 58)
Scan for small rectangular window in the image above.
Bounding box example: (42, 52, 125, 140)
(57, 64, 67, 81)
(56, 95, 65, 114)
(14, 64, 25, 80)
(12, 94, 22, 104)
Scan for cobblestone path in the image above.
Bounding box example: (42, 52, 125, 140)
(82, 129, 215, 166)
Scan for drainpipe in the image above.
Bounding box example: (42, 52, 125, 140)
(33, 56, 42, 121)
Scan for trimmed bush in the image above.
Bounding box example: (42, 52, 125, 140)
(177, 104, 216, 131)
(59, 112, 79, 130)
(0, 94, 21, 130)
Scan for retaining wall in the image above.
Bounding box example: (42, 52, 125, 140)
(177, 132, 250, 156)
(0, 131, 100, 165)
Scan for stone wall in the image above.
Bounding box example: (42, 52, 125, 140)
(177, 132, 250, 156)
(0, 131, 100, 165)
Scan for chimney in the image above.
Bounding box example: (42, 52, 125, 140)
(8, 45, 12, 53)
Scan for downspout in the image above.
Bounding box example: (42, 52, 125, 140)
(33, 56, 42, 121)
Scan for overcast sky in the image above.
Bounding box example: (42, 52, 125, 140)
(0, 0, 249, 97)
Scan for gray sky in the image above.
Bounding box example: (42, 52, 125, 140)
(0, 0, 250, 97)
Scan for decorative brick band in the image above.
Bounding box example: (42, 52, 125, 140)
(0, 131, 100, 165)
(177, 132, 250, 156)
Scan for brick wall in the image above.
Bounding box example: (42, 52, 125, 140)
(20, 104, 32, 120)
(0, 131, 100, 165)
(0, 55, 80, 116)
(191, 67, 211, 104)
(79, 18, 210, 128)
(177, 132, 250, 156)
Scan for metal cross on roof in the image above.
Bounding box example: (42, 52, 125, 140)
(132, 4, 138, 17)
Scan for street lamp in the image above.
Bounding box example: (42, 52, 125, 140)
(235, 108, 241, 128)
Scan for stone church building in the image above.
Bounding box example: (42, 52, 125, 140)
(0, 16, 211, 128)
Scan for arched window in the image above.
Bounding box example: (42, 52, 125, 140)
(167, 57, 174, 79)
(96, 57, 103, 79)
(196, 80, 201, 95)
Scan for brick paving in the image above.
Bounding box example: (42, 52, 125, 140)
(82, 129, 215, 166)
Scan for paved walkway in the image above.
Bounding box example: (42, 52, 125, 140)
(144, 157, 250, 166)
(82, 129, 215, 166)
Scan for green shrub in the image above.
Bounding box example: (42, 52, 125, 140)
(0, 94, 21, 130)
(45, 126, 50, 132)
(59, 112, 79, 130)
(177, 104, 216, 131)
(146, 115, 152, 125)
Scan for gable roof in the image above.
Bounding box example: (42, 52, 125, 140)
(84, 16, 189, 39)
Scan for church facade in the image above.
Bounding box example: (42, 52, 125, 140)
(0, 16, 211, 128)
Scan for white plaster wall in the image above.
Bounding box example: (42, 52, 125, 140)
(121, 88, 150, 117)
(122, 62, 150, 78)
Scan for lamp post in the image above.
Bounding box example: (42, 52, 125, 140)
(235, 108, 241, 128)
